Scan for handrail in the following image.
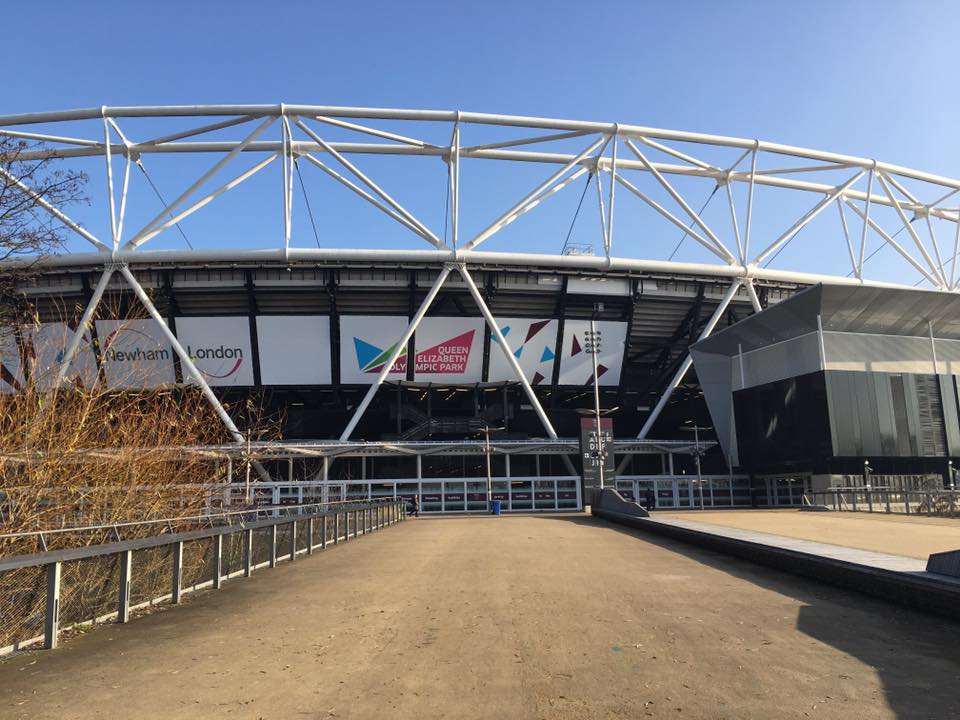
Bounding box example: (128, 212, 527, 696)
(0, 499, 406, 654)
(0, 499, 377, 541)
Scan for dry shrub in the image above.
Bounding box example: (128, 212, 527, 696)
(0, 308, 279, 648)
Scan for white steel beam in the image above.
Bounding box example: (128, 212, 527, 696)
(300, 152, 438, 244)
(744, 278, 762, 313)
(613, 173, 729, 261)
(624, 139, 736, 263)
(742, 147, 758, 263)
(119, 265, 244, 444)
(340, 266, 453, 440)
(752, 170, 864, 265)
(133, 154, 279, 248)
(458, 265, 558, 438)
(844, 199, 940, 287)
(54, 267, 114, 386)
(314, 114, 435, 148)
(837, 200, 860, 279)
(0, 166, 109, 251)
(463, 135, 606, 251)
(638, 280, 743, 439)
(295, 118, 446, 250)
(126, 116, 276, 249)
(877, 172, 944, 286)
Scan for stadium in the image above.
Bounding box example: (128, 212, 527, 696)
(3, 104, 960, 513)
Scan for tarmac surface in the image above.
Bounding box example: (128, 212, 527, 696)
(2, 512, 960, 719)
(658, 509, 960, 559)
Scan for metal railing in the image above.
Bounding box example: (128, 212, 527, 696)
(0, 499, 405, 655)
(804, 488, 960, 517)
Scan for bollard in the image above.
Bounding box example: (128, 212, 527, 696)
(172, 540, 184, 603)
(118, 549, 132, 623)
(44, 562, 61, 650)
(269, 525, 278, 568)
(213, 534, 223, 589)
(243, 528, 253, 577)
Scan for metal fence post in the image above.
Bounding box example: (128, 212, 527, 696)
(212, 535, 223, 589)
(172, 540, 184, 604)
(344, 510, 349, 542)
(906, 491, 912, 515)
(289, 520, 297, 560)
(322, 515, 328, 549)
(269, 524, 278, 568)
(244, 528, 253, 577)
(118, 549, 132, 623)
(44, 562, 61, 650)
(308, 517, 315, 555)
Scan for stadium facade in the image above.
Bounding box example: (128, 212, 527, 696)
(3, 105, 959, 512)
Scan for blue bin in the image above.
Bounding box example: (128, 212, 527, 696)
(491, 499, 502, 515)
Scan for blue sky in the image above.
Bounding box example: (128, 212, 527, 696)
(4, 0, 959, 285)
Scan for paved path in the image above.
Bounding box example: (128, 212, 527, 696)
(658, 509, 960, 559)
(2, 513, 960, 719)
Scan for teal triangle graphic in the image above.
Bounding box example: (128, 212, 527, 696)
(514, 346, 524, 359)
(540, 346, 555, 363)
(354, 337, 383, 370)
(491, 325, 511, 344)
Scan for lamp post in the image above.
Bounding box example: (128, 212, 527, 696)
(680, 422, 711, 510)
(584, 303, 605, 489)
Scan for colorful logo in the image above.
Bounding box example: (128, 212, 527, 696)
(354, 330, 476, 375)
(492, 320, 555, 385)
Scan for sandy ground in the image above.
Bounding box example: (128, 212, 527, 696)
(657, 509, 960, 559)
(2, 513, 959, 720)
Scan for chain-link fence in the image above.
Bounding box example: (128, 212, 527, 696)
(0, 500, 404, 654)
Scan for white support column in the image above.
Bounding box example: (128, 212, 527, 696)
(744, 278, 762, 313)
(638, 280, 743, 439)
(118, 266, 272, 480)
(458, 264, 558, 439)
(858, 166, 875, 276)
(55, 267, 114, 386)
(743, 145, 758, 262)
(340, 265, 453, 440)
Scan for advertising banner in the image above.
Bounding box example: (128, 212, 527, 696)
(96, 319, 176, 389)
(411, 317, 484, 383)
(175, 316, 254, 387)
(21, 323, 99, 390)
(341, 316, 484, 384)
(340, 316, 408, 384)
(557, 320, 627, 386)
(487, 318, 558, 385)
(0, 329, 23, 393)
(256, 316, 331, 385)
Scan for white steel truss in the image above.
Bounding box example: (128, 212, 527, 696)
(3, 104, 960, 445)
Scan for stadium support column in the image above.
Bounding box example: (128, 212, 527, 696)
(458, 264, 559, 440)
(119, 265, 272, 481)
(638, 279, 743, 439)
(54, 266, 114, 386)
(340, 265, 453, 440)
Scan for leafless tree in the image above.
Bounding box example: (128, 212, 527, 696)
(0, 137, 87, 325)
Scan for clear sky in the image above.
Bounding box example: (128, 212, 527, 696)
(4, 0, 959, 286)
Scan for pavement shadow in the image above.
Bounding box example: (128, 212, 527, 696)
(537, 513, 960, 720)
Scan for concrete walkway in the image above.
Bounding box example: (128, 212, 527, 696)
(2, 513, 960, 719)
